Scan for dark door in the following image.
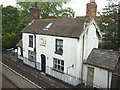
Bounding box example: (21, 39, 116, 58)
(41, 54, 46, 73)
(20, 48, 23, 57)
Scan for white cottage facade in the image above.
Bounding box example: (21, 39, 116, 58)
(17, 18, 102, 86)
(16, 0, 120, 89)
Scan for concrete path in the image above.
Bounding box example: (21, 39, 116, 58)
(1, 62, 43, 89)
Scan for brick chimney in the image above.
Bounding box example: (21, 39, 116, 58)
(85, 0, 97, 23)
(29, 2, 39, 22)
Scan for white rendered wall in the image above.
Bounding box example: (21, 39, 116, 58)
(83, 65, 112, 88)
(76, 23, 99, 80)
(36, 34, 80, 85)
(22, 33, 80, 85)
(84, 24, 99, 60)
(22, 33, 35, 59)
(17, 47, 21, 56)
(35, 35, 78, 76)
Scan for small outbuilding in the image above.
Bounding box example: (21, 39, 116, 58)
(16, 40, 23, 60)
(83, 48, 120, 88)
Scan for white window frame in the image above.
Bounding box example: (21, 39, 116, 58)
(29, 35, 33, 47)
(55, 39, 63, 55)
(28, 50, 35, 62)
(53, 58, 64, 72)
(43, 22, 53, 30)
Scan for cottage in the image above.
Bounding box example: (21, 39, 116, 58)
(16, 0, 120, 89)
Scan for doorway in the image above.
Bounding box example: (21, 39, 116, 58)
(87, 67, 94, 87)
(41, 54, 46, 73)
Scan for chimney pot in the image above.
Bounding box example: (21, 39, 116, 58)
(90, 0, 95, 3)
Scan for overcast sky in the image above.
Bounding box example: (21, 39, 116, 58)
(0, 0, 120, 17)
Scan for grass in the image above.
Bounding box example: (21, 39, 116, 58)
(7, 58, 15, 65)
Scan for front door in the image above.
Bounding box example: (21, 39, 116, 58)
(87, 67, 94, 87)
(41, 54, 46, 73)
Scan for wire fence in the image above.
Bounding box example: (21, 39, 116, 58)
(3, 51, 108, 89)
(20, 55, 103, 89)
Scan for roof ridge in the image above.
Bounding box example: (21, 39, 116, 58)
(93, 48, 119, 53)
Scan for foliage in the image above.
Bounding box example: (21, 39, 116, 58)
(17, 2, 73, 19)
(2, 2, 73, 49)
(2, 6, 20, 34)
(2, 32, 20, 49)
(2, 6, 22, 49)
(98, 3, 119, 50)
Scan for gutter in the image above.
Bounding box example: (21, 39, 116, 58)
(81, 34, 85, 83)
(34, 34, 37, 68)
(21, 32, 79, 39)
(83, 62, 113, 72)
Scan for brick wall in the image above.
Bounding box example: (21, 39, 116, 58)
(85, 2, 97, 23)
(29, 8, 39, 22)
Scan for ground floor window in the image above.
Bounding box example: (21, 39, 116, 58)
(28, 50, 35, 62)
(53, 58, 64, 72)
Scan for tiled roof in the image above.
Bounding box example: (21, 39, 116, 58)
(21, 18, 86, 38)
(84, 48, 120, 71)
(16, 40, 22, 48)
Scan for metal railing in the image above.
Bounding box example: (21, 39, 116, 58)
(18, 56, 103, 89)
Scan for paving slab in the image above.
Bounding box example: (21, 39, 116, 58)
(1, 62, 43, 89)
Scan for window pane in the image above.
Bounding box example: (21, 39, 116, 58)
(61, 67, 64, 71)
(56, 39, 63, 55)
(57, 40, 60, 45)
(61, 60, 64, 66)
(58, 65, 60, 70)
(60, 46, 63, 50)
(53, 58, 64, 72)
(57, 46, 63, 51)
(60, 40, 63, 45)
(31, 56, 33, 60)
(57, 46, 60, 51)
(29, 36, 33, 41)
(54, 59, 57, 63)
(28, 50, 35, 61)
(55, 64, 57, 69)
(58, 60, 60, 64)
(29, 35, 33, 47)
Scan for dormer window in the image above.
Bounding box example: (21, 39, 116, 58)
(43, 22, 53, 30)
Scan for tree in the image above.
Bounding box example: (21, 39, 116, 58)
(98, 3, 119, 50)
(17, 2, 73, 19)
(2, 2, 74, 49)
(2, 6, 20, 34)
(2, 33, 19, 49)
(2, 6, 21, 49)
